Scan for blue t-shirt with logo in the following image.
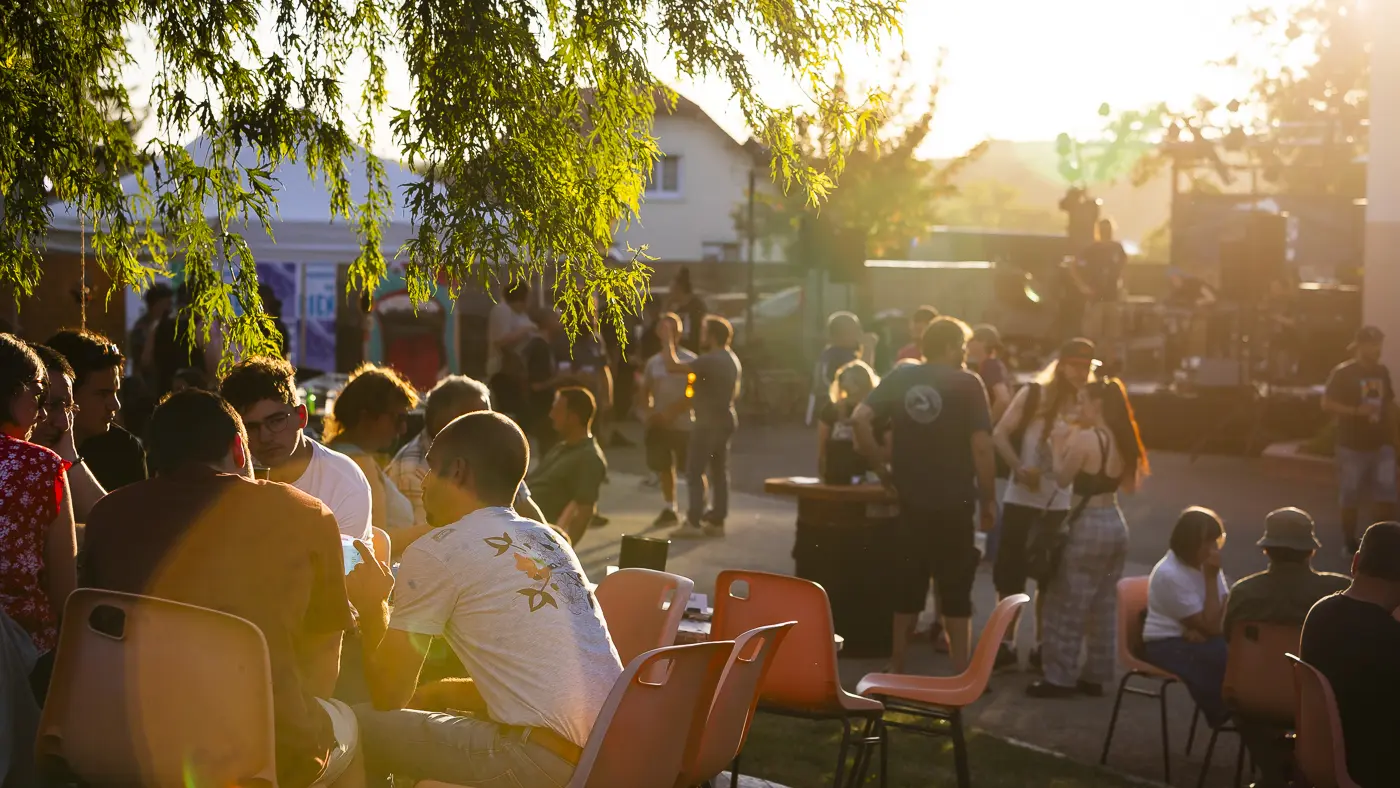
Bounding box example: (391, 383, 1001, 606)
(865, 361, 991, 511)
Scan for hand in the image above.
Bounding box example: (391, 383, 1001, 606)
(874, 463, 897, 494)
(1183, 629, 1207, 644)
(1014, 465, 1042, 492)
(55, 417, 80, 463)
(1360, 401, 1381, 418)
(345, 540, 394, 611)
(1202, 549, 1222, 574)
(978, 503, 997, 534)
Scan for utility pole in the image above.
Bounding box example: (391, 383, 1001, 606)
(744, 167, 757, 344)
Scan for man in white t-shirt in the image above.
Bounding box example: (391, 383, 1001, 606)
(486, 282, 539, 379)
(221, 356, 373, 544)
(347, 411, 621, 786)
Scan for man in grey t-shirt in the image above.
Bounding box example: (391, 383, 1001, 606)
(662, 315, 741, 537)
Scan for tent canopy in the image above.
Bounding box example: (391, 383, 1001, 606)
(46, 136, 422, 264)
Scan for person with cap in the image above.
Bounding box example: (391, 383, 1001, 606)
(1223, 507, 1348, 788)
(967, 324, 1011, 424)
(1301, 521, 1400, 788)
(1322, 326, 1396, 555)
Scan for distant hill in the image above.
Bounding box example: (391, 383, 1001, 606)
(934, 139, 1172, 253)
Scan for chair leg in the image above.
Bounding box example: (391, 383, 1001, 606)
(879, 721, 889, 788)
(729, 753, 742, 788)
(1234, 733, 1247, 788)
(854, 716, 881, 788)
(1186, 704, 1202, 756)
(1195, 727, 1222, 788)
(833, 717, 853, 788)
(1100, 673, 1132, 766)
(950, 709, 971, 788)
(1159, 681, 1173, 785)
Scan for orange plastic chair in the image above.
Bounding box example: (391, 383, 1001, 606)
(1100, 575, 1200, 784)
(37, 589, 363, 788)
(1190, 622, 1303, 788)
(371, 526, 391, 564)
(594, 568, 695, 666)
(710, 570, 883, 788)
(1287, 654, 1361, 788)
(856, 593, 1028, 788)
(675, 622, 796, 788)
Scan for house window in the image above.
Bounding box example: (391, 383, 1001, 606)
(701, 242, 740, 262)
(647, 155, 681, 195)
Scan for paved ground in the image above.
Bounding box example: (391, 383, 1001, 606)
(575, 422, 1343, 787)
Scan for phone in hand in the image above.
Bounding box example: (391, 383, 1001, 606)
(341, 535, 364, 575)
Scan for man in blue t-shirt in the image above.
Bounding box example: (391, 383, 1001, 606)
(854, 317, 997, 674)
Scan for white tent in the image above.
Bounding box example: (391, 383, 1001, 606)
(45, 135, 421, 262)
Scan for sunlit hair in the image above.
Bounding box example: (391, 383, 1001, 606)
(1084, 377, 1149, 482)
(828, 359, 880, 407)
(323, 364, 419, 443)
(1095, 217, 1116, 242)
(1032, 358, 1098, 423)
(1169, 506, 1225, 564)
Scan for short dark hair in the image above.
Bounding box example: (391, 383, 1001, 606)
(557, 386, 597, 428)
(0, 334, 44, 424)
(431, 411, 528, 506)
(504, 282, 530, 304)
(704, 315, 733, 348)
(1263, 547, 1313, 564)
(144, 283, 175, 308)
(1357, 522, 1400, 582)
(146, 390, 247, 475)
(921, 316, 971, 361)
(220, 356, 297, 413)
(323, 364, 419, 442)
(45, 329, 123, 388)
(1169, 506, 1226, 563)
(912, 305, 940, 325)
(29, 344, 74, 381)
(425, 376, 491, 435)
(173, 367, 214, 391)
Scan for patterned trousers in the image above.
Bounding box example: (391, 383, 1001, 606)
(1040, 504, 1128, 687)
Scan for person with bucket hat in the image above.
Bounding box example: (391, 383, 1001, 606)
(1224, 507, 1349, 788)
(1323, 325, 1398, 555)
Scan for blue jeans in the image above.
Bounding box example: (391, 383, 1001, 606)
(1143, 636, 1229, 728)
(686, 423, 734, 525)
(1336, 445, 1398, 508)
(353, 706, 574, 787)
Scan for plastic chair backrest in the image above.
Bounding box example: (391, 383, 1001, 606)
(36, 589, 278, 788)
(371, 526, 391, 563)
(1288, 654, 1359, 788)
(676, 622, 796, 787)
(710, 570, 842, 709)
(961, 594, 1030, 696)
(568, 641, 731, 788)
(1224, 622, 1301, 726)
(594, 568, 695, 666)
(1116, 576, 1162, 674)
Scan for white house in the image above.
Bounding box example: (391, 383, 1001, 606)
(612, 93, 786, 267)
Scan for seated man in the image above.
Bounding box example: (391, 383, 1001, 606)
(81, 391, 358, 788)
(525, 387, 608, 545)
(1301, 521, 1400, 788)
(45, 329, 148, 490)
(348, 411, 622, 787)
(1224, 507, 1349, 787)
(220, 356, 372, 543)
(386, 375, 545, 541)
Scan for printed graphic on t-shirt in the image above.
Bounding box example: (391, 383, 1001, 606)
(903, 385, 944, 425)
(486, 525, 593, 614)
(1362, 378, 1385, 408)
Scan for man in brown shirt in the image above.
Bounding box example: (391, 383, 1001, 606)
(81, 391, 359, 788)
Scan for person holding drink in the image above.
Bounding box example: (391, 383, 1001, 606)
(1322, 326, 1397, 555)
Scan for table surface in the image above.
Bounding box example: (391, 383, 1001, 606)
(763, 477, 896, 502)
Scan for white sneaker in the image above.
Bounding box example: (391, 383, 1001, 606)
(672, 523, 707, 539)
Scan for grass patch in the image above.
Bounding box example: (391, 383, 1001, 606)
(738, 712, 1144, 788)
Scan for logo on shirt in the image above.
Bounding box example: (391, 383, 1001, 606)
(485, 525, 593, 615)
(903, 385, 943, 425)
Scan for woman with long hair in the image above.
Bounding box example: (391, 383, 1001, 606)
(325, 364, 420, 538)
(1028, 375, 1148, 698)
(818, 359, 881, 485)
(991, 338, 1096, 668)
(0, 334, 77, 701)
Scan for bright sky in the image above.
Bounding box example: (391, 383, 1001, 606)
(660, 0, 1292, 158)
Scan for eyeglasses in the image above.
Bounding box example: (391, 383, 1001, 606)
(44, 398, 79, 419)
(244, 409, 297, 436)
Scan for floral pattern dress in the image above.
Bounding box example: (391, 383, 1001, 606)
(0, 434, 69, 652)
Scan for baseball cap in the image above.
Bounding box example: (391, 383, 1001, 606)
(1256, 507, 1321, 552)
(1058, 338, 1099, 367)
(1350, 325, 1384, 350)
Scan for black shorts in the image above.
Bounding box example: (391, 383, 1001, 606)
(994, 503, 1069, 596)
(893, 503, 978, 618)
(645, 427, 690, 473)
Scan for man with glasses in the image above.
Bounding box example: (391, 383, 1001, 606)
(46, 329, 148, 491)
(28, 344, 107, 520)
(221, 356, 372, 543)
